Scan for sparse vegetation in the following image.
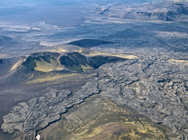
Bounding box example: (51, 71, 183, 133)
(40, 97, 167, 140)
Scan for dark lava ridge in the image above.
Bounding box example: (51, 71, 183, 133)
(67, 39, 113, 48)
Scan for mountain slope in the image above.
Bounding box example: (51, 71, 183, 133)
(0, 47, 137, 85)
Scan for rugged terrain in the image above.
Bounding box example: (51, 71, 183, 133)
(2, 47, 188, 139)
(0, 1, 188, 140)
(96, 1, 188, 21)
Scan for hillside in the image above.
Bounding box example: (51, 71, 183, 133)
(0, 46, 137, 86)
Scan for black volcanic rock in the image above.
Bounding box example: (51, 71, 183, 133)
(67, 39, 113, 48)
(1, 80, 100, 136)
(2, 50, 188, 139)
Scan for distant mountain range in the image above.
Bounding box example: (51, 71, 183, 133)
(96, 1, 188, 21)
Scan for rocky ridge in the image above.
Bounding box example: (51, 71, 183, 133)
(96, 2, 188, 21)
(1, 81, 99, 135)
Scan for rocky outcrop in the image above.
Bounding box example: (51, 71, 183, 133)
(1, 80, 100, 135)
